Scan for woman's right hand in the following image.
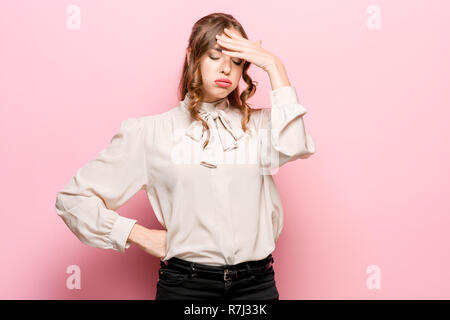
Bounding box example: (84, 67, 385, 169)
(127, 224, 167, 259)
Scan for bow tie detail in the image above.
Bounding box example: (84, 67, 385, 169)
(183, 95, 245, 168)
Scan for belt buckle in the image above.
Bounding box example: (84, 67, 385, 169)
(224, 268, 233, 281)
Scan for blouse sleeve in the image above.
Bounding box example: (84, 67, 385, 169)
(55, 118, 148, 253)
(259, 86, 316, 171)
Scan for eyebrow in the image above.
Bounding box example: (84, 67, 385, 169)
(210, 47, 243, 62)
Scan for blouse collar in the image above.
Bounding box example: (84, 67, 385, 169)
(181, 92, 231, 114)
(180, 92, 246, 168)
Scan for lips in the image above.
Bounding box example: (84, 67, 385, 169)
(215, 78, 232, 87)
(215, 78, 232, 84)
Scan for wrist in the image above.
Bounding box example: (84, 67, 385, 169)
(127, 223, 147, 245)
(265, 57, 283, 73)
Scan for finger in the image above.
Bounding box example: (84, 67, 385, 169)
(217, 37, 251, 52)
(219, 29, 255, 49)
(221, 49, 251, 62)
(216, 36, 254, 50)
(223, 27, 245, 40)
(225, 28, 262, 49)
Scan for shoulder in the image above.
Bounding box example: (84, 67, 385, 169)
(125, 104, 183, 130)
(119, 104, 189, 142)
(227, 104, 266, 120)
(140, 108, 177, 125)
(225, 105, 271, 132)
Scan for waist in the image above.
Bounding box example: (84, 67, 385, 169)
(160, 254, 275, 281)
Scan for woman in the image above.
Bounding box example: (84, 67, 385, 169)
(55, 12, 315, 300)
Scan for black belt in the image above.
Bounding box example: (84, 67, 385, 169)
(160, 254, 274, 281)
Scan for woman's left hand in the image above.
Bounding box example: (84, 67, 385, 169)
(216, 28, 279, 73)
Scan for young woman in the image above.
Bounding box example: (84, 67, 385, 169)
(55, 12, 315, 300)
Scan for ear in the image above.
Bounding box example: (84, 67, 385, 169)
(186, 47, 191, 67)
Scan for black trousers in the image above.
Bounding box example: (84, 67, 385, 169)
(155, 253, 279, 300)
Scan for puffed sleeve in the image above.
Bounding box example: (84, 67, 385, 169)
(55, 118, 148, 253)
(259, 86, 316, 171)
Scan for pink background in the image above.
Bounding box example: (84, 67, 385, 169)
(1, 0, 449, 299)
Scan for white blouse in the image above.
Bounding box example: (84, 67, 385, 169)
(55, 85, 315, 266)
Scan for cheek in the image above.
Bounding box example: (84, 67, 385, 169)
(200, 61, 214, 78)
(232, 71, 242, 84)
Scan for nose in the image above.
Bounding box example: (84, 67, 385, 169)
(219, 57, 232, 74)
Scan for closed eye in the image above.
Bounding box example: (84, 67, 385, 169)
(209, 55, 242, 66)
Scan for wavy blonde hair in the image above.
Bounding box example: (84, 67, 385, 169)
(178, 12, 258, 149)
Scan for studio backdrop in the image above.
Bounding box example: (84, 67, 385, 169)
(1, 0, 449, 299)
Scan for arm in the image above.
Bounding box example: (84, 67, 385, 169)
(127, 224, 167, 259)
(214, 28, 316, 172)
(55, 118, 147, 253)
(259, 58, 316, 172)
(265, 57, 291, 90)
